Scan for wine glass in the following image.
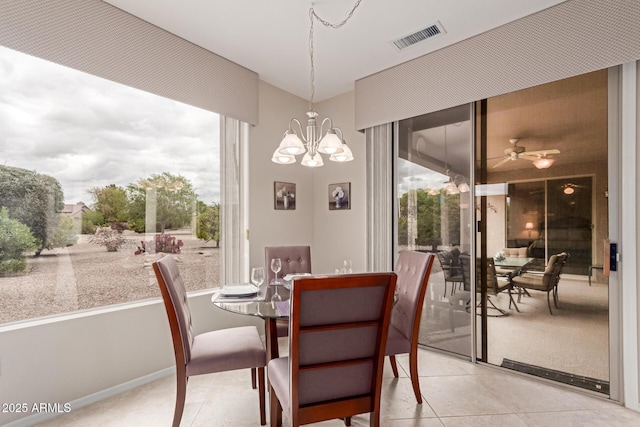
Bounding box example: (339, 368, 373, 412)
(270, 258, 282, 285)
(250, 267, 265, 315)
(270, 258, 283, 306)
(343, 259, 353, 274)
(251, 267, 264, 288)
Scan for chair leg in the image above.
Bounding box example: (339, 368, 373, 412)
(257, 367, 266, 425)
(409, 348, 422, 404)
(173, 373, 188, 427)
(251, 367, 257, 389)
(547, 291, 554, 315)
(508, 289, 520, 312)
(344, 416, 352, 426)
(269, 385, 283, 427)
(389, 355, 399, 378)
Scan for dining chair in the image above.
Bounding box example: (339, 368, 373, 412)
(385, 250, 435, 404)
(265, 245, 311, 338)
(153, 255, 267, 426)
(511, 252, 569, 314)
(268, 272, 397, 427)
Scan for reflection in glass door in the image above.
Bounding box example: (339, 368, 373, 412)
(397, 105, 473, 358)
(478, 69, 610, 394)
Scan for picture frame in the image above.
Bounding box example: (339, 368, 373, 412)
(329, 182, 350, 210)
(274, 181, 296, 210)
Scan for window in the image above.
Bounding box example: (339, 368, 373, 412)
(0, 46, 220, 324)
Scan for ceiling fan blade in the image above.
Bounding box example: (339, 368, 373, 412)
(492, 157, 511, 169)
(522, 149, 561, 156)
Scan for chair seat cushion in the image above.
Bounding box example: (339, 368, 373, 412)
(385, 324, 411, 356)
(268, 357, 290, 412)
(187, 326, 266, 376)
(512, 273, 548, 291)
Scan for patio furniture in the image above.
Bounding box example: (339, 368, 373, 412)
(460, 255, 519, 316)
(153, 255, 267, 426)
(511, 252, 569, 314)
(267, 273, 396, 427)
(437, 249, 463, 295)
(386, 251, 435, 404)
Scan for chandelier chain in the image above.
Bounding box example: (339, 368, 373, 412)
(308, 0, 363, 110)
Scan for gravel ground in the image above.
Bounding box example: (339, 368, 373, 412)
(0, 229, 220, 324)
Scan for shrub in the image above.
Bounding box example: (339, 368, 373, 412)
(89, 227, 127, 252)
(135, 233, 183, 255)
(0, 207, 38, 273)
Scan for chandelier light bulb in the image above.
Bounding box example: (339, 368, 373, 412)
(330, 142, 354, 162)
(301, 152, 324, 167)
(271, 148, 296, 164)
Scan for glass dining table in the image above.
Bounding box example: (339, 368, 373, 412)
(212, 284, 291, 362)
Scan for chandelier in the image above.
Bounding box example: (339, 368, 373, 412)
(272, 1, 362, 167)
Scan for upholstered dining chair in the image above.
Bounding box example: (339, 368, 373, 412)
(385, 250, 435, 404)
(153, 255, 267, 427)
(268, 273, 397, 427)
(265, 246, 312, 338)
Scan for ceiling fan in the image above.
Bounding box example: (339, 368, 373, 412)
(492, 138, 560, 169)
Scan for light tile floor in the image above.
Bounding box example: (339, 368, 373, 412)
(35, 348, 640, 427)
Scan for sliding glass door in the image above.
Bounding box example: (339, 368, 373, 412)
(396, 104, 473, 357)
(477, 69, 610, 394)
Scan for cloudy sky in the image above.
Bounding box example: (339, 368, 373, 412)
(397, 158, 449, 196)
(0, 46, 220, 206)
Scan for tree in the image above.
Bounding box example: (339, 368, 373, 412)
(89, 184, 129, 224)
(126, 173, 196, 232)
(0, 207, 38, 273)
(196, 203, 220, 246)
(50, 214, 77, 248)
(0, 165, 64, 255)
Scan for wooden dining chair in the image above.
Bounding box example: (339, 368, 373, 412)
(153, 255, 267, 427)
(385, 250, 435, 404)
(268, 273, 397, 427)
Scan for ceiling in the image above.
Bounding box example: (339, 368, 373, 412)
(103, 0, 566, 102)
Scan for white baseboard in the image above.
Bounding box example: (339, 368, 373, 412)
(2, 367, 175, 427)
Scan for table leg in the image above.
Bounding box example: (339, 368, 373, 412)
(264, 318, 280, 361)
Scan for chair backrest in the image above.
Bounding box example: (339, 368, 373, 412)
(482, 257, 502, 294)
(541, 254, 560, 290)
(153, 255, 194, 368)
(391, 251, 435, 342)
(288, 273, 397, 424)
(437, 250, 459, 280)
(265, 246, 311, 281)
(459, 253, 472, 291)
(503, 247, 528, 258)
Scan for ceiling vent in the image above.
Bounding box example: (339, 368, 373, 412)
(392, 21, 445, 50)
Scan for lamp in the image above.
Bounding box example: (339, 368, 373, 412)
(533, 156, 555, 169)
(525, 222, 534, 238)
(273, 2, 362, 167)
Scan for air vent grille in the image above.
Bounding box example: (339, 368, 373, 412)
(392, 21, 445, 50)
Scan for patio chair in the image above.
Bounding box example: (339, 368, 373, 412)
(385, 251, 435, 404)
(268, 273, 396, 427)
(511, 252, 569, 315)
(460, 255, 519, 316)
(153, 255, 267, 426)
(436, 249, 463, 295)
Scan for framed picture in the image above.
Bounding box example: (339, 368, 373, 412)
(274, 181, 296, 210)
(329, 182, 350, 210)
